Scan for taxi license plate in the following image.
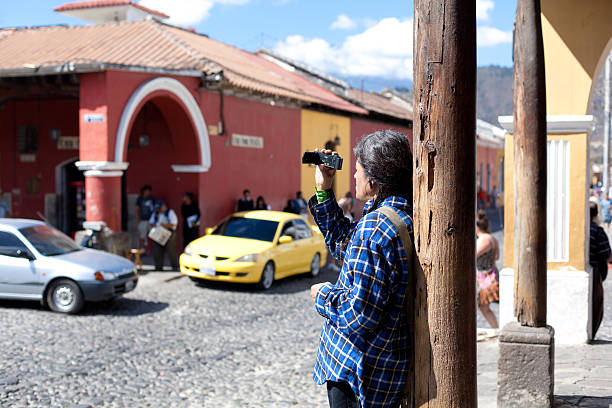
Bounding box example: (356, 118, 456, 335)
(200, 265, 216, 276)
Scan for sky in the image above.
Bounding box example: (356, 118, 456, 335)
(1, 0, 517, 81)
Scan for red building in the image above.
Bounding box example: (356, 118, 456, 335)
(0, 1, 413, 246)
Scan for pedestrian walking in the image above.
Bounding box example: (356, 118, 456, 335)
(237, 189, 254, 212)
(136, 185, 155, 253)
(292, 191, 308, 218)
(149, 201, 179, 271)
(309, 130, 413, 408)
(589, 201, 611, 338)
(476, 210, 499, 329)
(181, 192, 201, 248)
(255, 196, 270, 210)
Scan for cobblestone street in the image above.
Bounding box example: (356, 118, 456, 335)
(0, 257, 610, 407)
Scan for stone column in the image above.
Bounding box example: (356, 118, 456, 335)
(498, 323, 555, 407)
(76, 161, 128, 232)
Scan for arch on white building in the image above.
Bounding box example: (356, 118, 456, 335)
(114, 77, 211, 172)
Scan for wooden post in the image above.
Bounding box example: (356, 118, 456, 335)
(513, 0, 547, 327)
(410, 1, 477, 407)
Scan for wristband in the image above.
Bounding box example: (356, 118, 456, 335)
(315, 187, 330, 203)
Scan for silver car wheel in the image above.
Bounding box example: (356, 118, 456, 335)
(259, 262, 275, 290)
(46, 279, 84, 314)
(310, 253, 321, 277)
(54, 285, 75, 311)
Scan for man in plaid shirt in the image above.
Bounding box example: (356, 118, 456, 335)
(309, 130, 413, 408)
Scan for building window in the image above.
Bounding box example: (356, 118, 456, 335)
(26, 178, 40, 195)
(17, 126, 38, 153)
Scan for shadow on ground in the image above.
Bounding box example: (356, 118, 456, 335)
(190, 263, 341, 295)
(0, 297, 169, 316)
(82, 297, 169, 316)
(555, 395, 612, 407)
(0, 299, 44, 311)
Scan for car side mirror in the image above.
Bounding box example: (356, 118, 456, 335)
(278, 235, 293, 245)
(15, 249, 35, 261)
(205, 227, 213, 235)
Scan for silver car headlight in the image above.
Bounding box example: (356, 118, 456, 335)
(235, 254, 258, 262)
(184, 244, 193, 256)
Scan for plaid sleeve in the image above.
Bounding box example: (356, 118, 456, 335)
(314, 236, 393, 337)
(308, 191, 356, 260)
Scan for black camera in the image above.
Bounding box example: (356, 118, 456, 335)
(301, 151, 343, 170)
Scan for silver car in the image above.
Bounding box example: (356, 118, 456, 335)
(0, 219, 138, 314)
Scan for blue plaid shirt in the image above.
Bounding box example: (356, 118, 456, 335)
(309, 191, 413, 408)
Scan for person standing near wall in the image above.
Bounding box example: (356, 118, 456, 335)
(149, 201, 179, 271)
(136, 185, 155, 253)
(181, 192, 201, 249)
(589, 201, 611, 338)
(292, 191, 308, 218)
(309, 130, 413, 408)
(237, 189, 254, 212)
(0, 187, 10, 218)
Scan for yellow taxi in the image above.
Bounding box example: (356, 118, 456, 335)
(180, 211, 327, 290)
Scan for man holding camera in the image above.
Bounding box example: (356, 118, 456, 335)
(308, 130, 413, 408)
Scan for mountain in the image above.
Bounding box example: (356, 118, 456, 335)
(335, 75, 413, 93)
(337, 66, 513, 126)
(477, 66, 513, 124)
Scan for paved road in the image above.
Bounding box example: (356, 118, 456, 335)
(2, 208, 611, 408)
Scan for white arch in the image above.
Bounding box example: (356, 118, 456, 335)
(115, 77, 211, 172)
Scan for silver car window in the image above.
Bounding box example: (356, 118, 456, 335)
(19, 225, 81, 256)
(0, 231, 30, 257)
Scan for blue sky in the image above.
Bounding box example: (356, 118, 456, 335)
(1, 0, 516, 79)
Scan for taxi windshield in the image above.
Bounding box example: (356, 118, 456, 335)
(212, 217, 278, 242)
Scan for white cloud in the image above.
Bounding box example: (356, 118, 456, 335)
(274, 17, 413, 79)
(330, 14, 356, 30)
(476, 0, 495, 21)
(477, 26, 512, 47)
(138, 0, 250, 26)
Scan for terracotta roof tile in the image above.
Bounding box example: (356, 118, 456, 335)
(347, 88, 413, 121)
(54, 0, 169, 19)
(0, 20, 366, 114)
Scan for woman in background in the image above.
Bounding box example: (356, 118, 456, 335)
(476, 210, 499, 329)
(255, 196, 271, 210)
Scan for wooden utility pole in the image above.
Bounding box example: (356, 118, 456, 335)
(513, 0, 547, 327)
(410, 1, 477, 407)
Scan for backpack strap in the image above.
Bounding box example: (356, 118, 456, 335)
(377, 205, 416, 406)
(377, 206, 414, 265)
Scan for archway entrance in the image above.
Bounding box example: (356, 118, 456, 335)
(124, 98, 201, 249)
(113, 77, 211, 250)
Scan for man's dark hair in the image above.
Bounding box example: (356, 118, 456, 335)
(353, 130, 413, 212)
(243, 189, 250, 195)
(140, 185, 152, 194)
(590, 201, 598, 220)
(296, 191, 302, 198)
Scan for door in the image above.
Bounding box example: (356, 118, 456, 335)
(274, 221, 299, 277)
(0, 231, 41, 299)
(292, 219, 317, 272)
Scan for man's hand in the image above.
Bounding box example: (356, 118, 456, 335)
(311, 282, 331, 301)
(314, 148, 338, 191)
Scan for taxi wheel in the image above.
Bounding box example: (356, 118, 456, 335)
(46, 279, 84, 314)
(257, 261, 275, 290)
(310, 253, 321, 277)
